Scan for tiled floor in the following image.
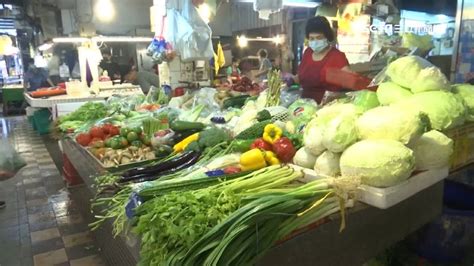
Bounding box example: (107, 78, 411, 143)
(0, 117, 106, 266)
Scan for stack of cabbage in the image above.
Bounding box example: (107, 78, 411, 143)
(294, 56, 465, 188)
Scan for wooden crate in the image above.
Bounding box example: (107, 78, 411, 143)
(445, 122, 474, 172)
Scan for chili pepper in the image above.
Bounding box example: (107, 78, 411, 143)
(272, 137, 296, 163)
(250, 138, 272, 151)
(240, 149, 267, 171)
(173, 133, 199, 152)
(262, 124, 283, 144)
(264, 151, 280, 165)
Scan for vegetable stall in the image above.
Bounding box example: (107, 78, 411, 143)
(55, 58, 474, 265)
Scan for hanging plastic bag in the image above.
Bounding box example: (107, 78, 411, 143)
(0, 139, 26, 180)
(177, 0, 214, 61)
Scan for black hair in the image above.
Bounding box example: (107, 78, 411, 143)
(232, 57, 240, 63)
(305, 16, 334, 42)
(258, 49, 267, 58)
(102, 50, 111, 56)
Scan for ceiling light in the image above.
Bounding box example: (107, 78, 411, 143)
(53, 37, 89, 43)
(92, 36, 153, 42)
(283, 1, 320, 8)
(95, 0, 115, 22)
(237, 35, 248, 47)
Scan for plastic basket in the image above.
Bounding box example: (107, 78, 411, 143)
(33, 109, 52, 135)
(444, 122, 474, 171)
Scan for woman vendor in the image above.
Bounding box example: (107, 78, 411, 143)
(295, 16, 350, 103)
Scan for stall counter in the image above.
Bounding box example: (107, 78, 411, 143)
(60, 138, 445, 266)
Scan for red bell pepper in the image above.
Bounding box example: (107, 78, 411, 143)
(272, 137, 296, 163)
(250, 138, 272, 151)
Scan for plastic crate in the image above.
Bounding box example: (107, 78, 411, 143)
(33, 108, 52, 135)
(444, 122, 474, 171)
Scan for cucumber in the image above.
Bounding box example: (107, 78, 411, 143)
(235, 120, 272, 140)
(170, 120, 205, 132)
(223, 95, 251, 109)
(256, 110, 272, 122)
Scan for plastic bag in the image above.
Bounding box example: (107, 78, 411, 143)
(177, 0, 214, 61)
(280, 86, 302, 107)
(0, 139, 26, 180)
(320, 91, 350, 106)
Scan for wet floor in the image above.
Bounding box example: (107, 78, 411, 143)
(0, 117, 105, 266)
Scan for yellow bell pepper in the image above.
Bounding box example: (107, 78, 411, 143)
(173, 133, 199, 152)
(240, 149, 267, 171)
(262, 124, 282, 144)
(264, 151, 280, 165)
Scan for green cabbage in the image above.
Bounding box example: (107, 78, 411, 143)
(314, 151, 341, 177)
(412, 130, 453, 171)
(452, 84, 474, 121)
(287, 99, 319, 133)
(386, 56, 449, 93)
(315, 103, 361, 126)
(357, 106, 428, 145)
(376, 81, 412, 105)
(303, 118, 326, 156)
(322, 113, 358, 153)
(340, 140, 415, 188)
(293, 147, 318, 169)
(351, 90, 380, 112)
(395, 91, 466, 131)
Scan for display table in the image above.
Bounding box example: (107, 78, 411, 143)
(61, 138, 444, 266)
(25, 85, 143, 108)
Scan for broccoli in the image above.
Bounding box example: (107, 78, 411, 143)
(197, 128, 231, 148)
(184, 141, 201, 152)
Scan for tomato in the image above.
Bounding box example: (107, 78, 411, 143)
(119, 137, 129, 148)
(131, 140, 143, 147)
(104, 138, 113, 148)
(127, 131, 139, 142)
(92, 140, 105, 148)
(140, 134, 151, 146)
(90, 126, 105, 140)
(131, 127, 143, 135)
(120, 128, 130, 137)
(110, 138, 122, 150)
(109, 126, 120, 136)
(75, 133, 92, 146)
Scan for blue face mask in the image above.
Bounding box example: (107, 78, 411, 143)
(309, 39, 328, 53)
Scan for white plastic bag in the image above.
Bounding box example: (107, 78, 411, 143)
(176, 0, 214, 61)
(0, 138, 26, 180)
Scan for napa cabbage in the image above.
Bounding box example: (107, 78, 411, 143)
(395, 91, 466, 131)
(386, 56, 450, 93)
(340, 140, 415, 188)
(314, 151, 341, 177)
(412, 130, 453, 171)
(293, 147, 318, 169)
(452, 84, 474, 121)
(357, 106, 428, 145)
(376, 81, 412, 105)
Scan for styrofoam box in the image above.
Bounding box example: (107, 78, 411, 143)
(292, 165, 449, 209)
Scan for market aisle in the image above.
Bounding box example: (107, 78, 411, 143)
(0, 117, 106, 266)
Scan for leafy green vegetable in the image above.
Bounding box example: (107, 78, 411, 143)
(58, 102, 107, 123)
(352, 90, 380, 112)
(357, 106, 428, 145)
(452, 84, 474, 121)
(376, 81, 413, 105)
(314, 151, 341, 177)
(322, 113, 358, 153)
(412, 130, 453, 170)
(395, 91, 466, 131)
(198, 128, 230, 149)
(292, 147, 317, 169)
(386, 56, 450, 93)
(340, 140, 415, 188)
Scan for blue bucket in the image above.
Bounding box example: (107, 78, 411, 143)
(413, 180, 474, 263)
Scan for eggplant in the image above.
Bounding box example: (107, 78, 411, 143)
(121, 151, 196, 179)
(131, 152, 201, 183)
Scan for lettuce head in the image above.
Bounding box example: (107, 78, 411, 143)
(377, 81, 412, 105)
(452, 84, 474, 121)
(412, 130, 453, 171)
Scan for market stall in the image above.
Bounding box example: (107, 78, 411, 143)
(49, 50, 474, 265)
(43, 0, 474, 265)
